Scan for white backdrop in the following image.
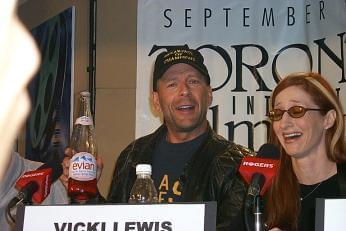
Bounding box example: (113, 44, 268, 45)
(136, 0, 346, 151)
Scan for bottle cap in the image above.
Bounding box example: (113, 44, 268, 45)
(136, 164, 152, 175)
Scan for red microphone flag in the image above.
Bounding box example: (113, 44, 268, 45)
(15, 168, 52, 203)
(239, 156, 279, 196)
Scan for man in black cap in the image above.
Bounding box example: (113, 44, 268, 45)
(61, 46, 252, 229)
(106, 46, 252, 230)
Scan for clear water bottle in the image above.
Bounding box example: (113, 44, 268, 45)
(128, 164, 158, 203)
(68, 91, 98, 203)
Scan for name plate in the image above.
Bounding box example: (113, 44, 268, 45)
(16, 202, 216, 231)
(315, 198, 346, 231)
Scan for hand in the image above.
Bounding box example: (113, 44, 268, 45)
(59, 147, 104, 189)
(59, 147, 72, 189)
(268, 228, 284, 231)
(96, 155, 104, 181)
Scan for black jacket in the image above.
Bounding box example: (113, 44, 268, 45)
(107, 124, 254, 231)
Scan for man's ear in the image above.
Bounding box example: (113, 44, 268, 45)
(207, 86, 213, 107)
(152, 91, 162, 113)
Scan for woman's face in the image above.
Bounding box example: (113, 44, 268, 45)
(272, 86, 333, 159)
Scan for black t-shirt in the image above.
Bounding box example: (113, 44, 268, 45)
(299, 174, 340, 231)
(151, 132, 207, 203)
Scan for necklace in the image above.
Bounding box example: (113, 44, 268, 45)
(300, 182, 323, 201)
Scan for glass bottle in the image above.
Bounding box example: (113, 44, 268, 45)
(68, 91, 97, 203)
(128, 164, 158, 204)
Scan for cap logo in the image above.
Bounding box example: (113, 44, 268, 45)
(152, 47, 210, 91)
(163, 49, 196, 65)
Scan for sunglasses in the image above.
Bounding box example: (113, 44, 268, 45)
(268, 106, 326, 121)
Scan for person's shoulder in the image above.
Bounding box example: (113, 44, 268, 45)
(133, 132, 156, 144)
(337, 162, 346, 170)
(337, 163, 346, 178)
(209, 132, 254, 158)
(121, 126, 164, 152)
(218, 142, 253, 167)
(12, 151, 41, 172)
(226, 142, 254, 158)
(122, 132, 156, 151)
(207, 138, 252, 177)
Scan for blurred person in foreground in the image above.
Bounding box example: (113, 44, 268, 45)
(265, 72, 346, 231)
(0, 0, 40, 180)
(61, 46, 253, 230)
(0, 1, 69, 230)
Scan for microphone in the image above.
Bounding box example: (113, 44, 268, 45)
(239, 143, 280, 196)
(239, 143, 280, 231)
(9, 161, 63, 207)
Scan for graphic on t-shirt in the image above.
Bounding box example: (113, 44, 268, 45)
(158, 174, 181, 203)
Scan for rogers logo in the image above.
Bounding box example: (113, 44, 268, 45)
(242, 161, 274, 168)
(22, 172, 45, 178)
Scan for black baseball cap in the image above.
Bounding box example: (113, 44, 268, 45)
(152, 47, 210, 91)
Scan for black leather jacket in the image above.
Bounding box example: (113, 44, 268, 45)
(107, 124, 254, 231)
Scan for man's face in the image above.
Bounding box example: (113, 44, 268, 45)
(152, 63, 212, 141)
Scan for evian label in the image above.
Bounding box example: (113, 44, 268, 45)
(69, 152, 96, 181)
(75, 116, 93, 125)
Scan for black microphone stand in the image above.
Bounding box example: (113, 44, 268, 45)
(244, 174, 265, 231)
(254, 195, 264, 231)
(244, 194, 255, 231)
(6, 182, 37, 224)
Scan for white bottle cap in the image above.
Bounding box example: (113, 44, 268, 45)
(136, 164, 152, 175)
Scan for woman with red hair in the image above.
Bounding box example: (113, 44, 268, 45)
(265, 72, 346, 231)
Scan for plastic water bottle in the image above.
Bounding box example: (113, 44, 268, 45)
(68, 91, 98, 203)
(128, 164, 158, 203)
